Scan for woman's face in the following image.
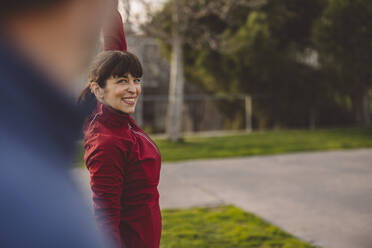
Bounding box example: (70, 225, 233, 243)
(97, 73, 142, 114)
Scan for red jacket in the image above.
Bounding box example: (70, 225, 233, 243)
(83, 102, 162, 248)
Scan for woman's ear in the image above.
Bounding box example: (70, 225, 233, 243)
(90, 82, 105, 101)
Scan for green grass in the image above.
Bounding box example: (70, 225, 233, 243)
(154, 127, 372, 162)
(76, 127, 372, 164)
(161, 205, 320, 248)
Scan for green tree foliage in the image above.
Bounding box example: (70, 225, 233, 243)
(147, 0, 369, 129)
(220, 0, 332, 128)
(190, 0, 330, 128)
(313, 0, 372, 125)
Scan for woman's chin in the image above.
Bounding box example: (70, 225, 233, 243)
(120, 101, 137, 114)
(107, 103, 135, 115)
(121, 106, 136, 114)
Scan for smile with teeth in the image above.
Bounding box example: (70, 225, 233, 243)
(122, 97, 137, 106)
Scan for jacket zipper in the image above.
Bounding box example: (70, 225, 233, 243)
(129, 125, 160, 154)
(87, 113, 99, 131)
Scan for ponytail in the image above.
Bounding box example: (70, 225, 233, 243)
(77, 83, 94, 104)
(77, 83, 97, 116)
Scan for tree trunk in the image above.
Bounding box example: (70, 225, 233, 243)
(245, 95, 253, 132)
(166, 0, 184, 142)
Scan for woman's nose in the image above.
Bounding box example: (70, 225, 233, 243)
(127, 81, 136, 93)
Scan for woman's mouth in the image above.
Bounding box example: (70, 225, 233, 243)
(122, 97, 137, 106)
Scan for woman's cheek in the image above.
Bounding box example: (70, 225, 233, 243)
(137, 85, 142, 95)
(116, 86, 126, 96)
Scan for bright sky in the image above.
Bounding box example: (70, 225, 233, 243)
(119, 0, 167, 26)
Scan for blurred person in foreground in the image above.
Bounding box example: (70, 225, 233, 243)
(78, 7, 162, 248)
(0, 0, 117, 247)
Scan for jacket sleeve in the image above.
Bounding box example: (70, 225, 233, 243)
(103, 9, 127, 52)
(86, 142, 126, 248)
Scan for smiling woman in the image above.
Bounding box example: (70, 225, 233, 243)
(77, 10, 162, 248)
(78, 50, 143, 113)
(101, 73, 142, 114)
(78, 49, 163, 248)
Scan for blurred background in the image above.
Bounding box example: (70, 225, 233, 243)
(81, 0, 372, 139)
(73, 1, 372, 247)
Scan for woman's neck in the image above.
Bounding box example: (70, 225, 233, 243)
(99, 100, 129, 116)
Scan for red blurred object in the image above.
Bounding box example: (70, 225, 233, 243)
(103, 9, 127, 52)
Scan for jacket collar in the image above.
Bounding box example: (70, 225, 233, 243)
(96, 101, 138, 129)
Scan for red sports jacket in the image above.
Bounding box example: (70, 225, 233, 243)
(84, 102, 162, 248)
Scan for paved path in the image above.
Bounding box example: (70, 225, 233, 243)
(72, 149, 372, 248)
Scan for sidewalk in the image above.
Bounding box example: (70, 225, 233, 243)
(72, 148, 372, 248)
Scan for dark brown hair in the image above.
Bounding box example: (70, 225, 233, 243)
(77, 50, 143, 104)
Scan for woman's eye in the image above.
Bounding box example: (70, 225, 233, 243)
(118, 79, 128, 84)
(134, 79, 142, 84)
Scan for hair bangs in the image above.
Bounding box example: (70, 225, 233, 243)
(110, 52, 143, 79)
